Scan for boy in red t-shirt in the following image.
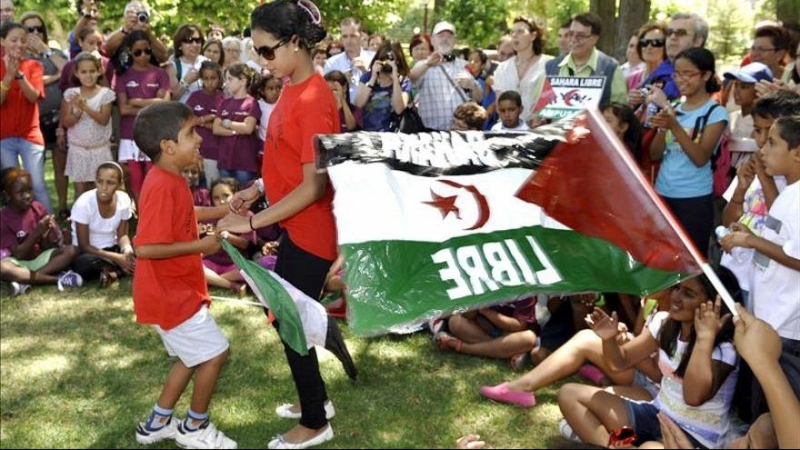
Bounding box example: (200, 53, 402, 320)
(131, 102, 235, 449)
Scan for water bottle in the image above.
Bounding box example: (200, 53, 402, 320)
(644, 101, 660, 129)
(715, 225, 749, 263)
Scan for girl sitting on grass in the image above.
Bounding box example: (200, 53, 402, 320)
(0, 168, 82, 295)
(557, 268, 742, 448)
(200, 177, 253, 297)
(70, 162, 134, 287)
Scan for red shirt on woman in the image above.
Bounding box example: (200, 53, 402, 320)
(262, 73, 339, 261)
(0, 59, 45, 145)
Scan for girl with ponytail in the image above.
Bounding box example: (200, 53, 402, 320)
(212, 62, 261, 186)
(218, 1, 355, 448)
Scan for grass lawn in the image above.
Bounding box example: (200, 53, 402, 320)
(1, 154, 578, 448)
(1, 280, 577, 449)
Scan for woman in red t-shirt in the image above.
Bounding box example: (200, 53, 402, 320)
(1, 22, 52, 213)
(218, 1, 354, 448)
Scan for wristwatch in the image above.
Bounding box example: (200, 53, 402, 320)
(222, 118, 232, 129)
(43, 50, 54, 59)
(15, 72, 24, 80)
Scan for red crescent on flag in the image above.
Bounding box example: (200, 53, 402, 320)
(563, 89, 579, 106)
(436, 180, 490, 230)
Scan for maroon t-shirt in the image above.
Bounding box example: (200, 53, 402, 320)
(216, 95, 262, 172)
(0, 201, 51, 257)
(186, 90, 223, 161)
(115, 66, 170, 139)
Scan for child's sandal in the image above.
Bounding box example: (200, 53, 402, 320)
(99, 267, 118, 288)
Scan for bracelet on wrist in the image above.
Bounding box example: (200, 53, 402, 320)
(249, 215, 255, 231)
(0, 81, 8, 92)
(730, 198, 745, 204)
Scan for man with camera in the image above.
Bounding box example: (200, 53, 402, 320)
(409, 21, 481, 131)
(104, 1, 169, 64)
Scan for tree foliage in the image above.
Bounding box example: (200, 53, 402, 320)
(707, 0, 751, 62)
(13, 0, 409, 44)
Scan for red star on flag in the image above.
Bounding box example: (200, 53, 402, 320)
(424, 190, 461, 219)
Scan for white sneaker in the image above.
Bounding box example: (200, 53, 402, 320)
(559, 418, 582, 443)
(176, 421, 237, 449)
(267, 424, 333, 449)
(10, 282, 31, 296)
(135, 416, 178, 445)
(275, 401, 335, 420)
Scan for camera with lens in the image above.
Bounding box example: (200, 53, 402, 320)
(442, 53, 456, 62)
(137, 10, 149, 23)
(379, 51, 394, 74)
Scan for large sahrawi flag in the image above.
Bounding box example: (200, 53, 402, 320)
(315, 109, 700, 335)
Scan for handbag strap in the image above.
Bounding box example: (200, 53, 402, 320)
(438, 65, 470, 103)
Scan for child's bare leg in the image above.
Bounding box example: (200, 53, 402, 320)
(187, 349, 229, 424)
(157, 359, 195, 410)
(0, 260, 58, 285)
(37, 247, 78, 276)
(448, 314, 492, 343)
(204, 266, 238, 289)
(458, 330, 537, 359)
(557, 382, 630, 447)
(507, 329, 634, 393)
(605, 385, 653, 402)
(220, 270, 243, 282)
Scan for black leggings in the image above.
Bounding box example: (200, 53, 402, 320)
(272, 233, 333, 429)
(662, 194, 714, 258)
(72, 246, 124, 282)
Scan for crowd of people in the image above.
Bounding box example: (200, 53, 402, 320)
(1, 0, 799, 448)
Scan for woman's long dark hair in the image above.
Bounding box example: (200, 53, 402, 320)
(658, 266, 741, 378)
(250, 0, 326, 51)
(113, 30, 158, 75)
(367, 40, 410, 79)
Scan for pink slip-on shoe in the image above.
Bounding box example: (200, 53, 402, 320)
(578, 364, 609, 386)
(478, 382, 536, 408)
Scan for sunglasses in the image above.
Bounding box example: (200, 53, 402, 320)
(666, 28, 690, 38)
(132, 48, 152, 57)
(26, 25, 45, 34)
(183, 37, 203, 45)
(640, 38, 665, 48)
(256, 38, 289, 61)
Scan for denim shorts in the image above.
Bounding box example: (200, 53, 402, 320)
(623, 400, 708, 449)
(622, 399, 661, 444)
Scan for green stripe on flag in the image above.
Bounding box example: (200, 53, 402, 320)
(221, 240, 309, 355)
(341, 226, 687, 335)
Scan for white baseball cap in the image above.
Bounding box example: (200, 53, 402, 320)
(432, 21, 456, 36)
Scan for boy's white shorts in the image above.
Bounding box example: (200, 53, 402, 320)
(154, 305, 229, 368)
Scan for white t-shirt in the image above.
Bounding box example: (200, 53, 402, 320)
(750, 180, 800, 340)
(491, 120, 529, 131)
(649, 313, 739, 449)
(492, 54, 551, 123)
(70, 189, 133, 249)
(721, 175, 788, 295)
(257, 99, 276, 143)
(174, 55, 209, 104)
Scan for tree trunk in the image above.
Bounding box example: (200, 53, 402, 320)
(590, 0, 617, 55)
(615, 0, 651, 62)
(776, 0, 800, 23)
